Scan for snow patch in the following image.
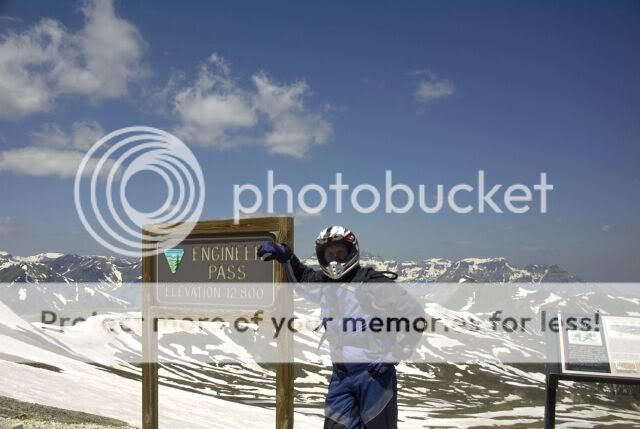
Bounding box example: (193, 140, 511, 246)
(53, 293, 68, 305)
(16, 252, 64, 263)
(516, 287, 535, 298)
(461, 257, 506, 264)
(42, 252, 65, 259)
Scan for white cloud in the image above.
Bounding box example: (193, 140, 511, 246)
(69, 120, 106, 150)
(263, 110, 332, 157)
(293, 208, 323, 225)
(0, 0, 146, 119)
(31, 120, 105, 150)
(601, 224, 613, 233)
(30, 124, 69, 148)
(253, 73, 307, 118)
(0, 120, 113, 178)
(173, 54, 257, 149)
(170, 54, 332, 157)
(0, 16, 22, 24)
(253, 73, 332, 157)
(0, 146, 114, 178)
(414, 71, 455, 104)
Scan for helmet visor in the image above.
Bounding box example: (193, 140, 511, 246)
(317, 242, 352, 266)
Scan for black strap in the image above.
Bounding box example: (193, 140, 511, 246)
(353, 267, 398, 282)
(324, 266, 399, 283)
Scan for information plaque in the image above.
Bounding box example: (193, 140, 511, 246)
(559, 313, 640, 378)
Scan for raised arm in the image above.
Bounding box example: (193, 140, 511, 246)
(257, 241, 325, 303)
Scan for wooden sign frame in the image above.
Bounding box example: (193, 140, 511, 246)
(142, 217, 294, 429)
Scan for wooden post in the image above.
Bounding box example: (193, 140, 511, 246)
(142, 238, 158, 429)
(276, 217, 294, 429)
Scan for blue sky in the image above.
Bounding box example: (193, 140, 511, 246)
(0, 0, 639, 280)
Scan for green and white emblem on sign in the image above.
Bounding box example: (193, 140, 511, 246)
(163, 248, 185, 274)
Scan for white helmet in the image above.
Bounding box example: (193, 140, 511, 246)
(315, 226, 360, 280)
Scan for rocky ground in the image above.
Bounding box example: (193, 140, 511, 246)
(0, 396, 135, 429)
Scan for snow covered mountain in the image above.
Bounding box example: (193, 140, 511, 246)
(0, 250, 140, 311)
(303, 252, 580, 283)
(1, 281, 638, 427)
(0, 250, 140, 285)
(1, 249, 639, 428)
(0, 249, 579, 312)
(0, 249, 578, 286)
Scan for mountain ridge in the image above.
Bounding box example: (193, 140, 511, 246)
(0, 249, 581, 285)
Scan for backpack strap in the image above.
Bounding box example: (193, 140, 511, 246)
(352, 266, 375, 282)
(352, 266, 398, 282)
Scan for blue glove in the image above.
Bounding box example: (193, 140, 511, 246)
(257, 242, 292, 263)
(367, 360, 395, 377)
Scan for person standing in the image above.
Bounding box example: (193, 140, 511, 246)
(259, 226, 423, 428)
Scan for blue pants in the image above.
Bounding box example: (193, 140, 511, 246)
(323, 364, 398, 429)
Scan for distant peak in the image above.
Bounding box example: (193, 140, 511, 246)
(40, 252, 65, 259)
(15, 252, 65, 263)
(424, 258, 451, 263)
(459, 257, 507, 264)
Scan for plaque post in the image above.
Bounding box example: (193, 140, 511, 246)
(544, 373, 558, 429)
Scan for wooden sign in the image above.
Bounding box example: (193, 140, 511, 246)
(155, 235, 277, 307)
(142, 217, 294, 429)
